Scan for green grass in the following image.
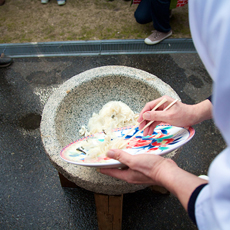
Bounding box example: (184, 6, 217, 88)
(0, 0, 190, 44)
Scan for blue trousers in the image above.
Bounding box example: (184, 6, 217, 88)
(134, 0, 171, 33)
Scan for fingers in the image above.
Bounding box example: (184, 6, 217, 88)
(137, 97, 168, 136)
(104, 149, 150, 173)
(100, 167, 154, 184)
(137, 96, 182, 136)
(105, 149, 132, 166)
(99, 149, 155, 184)
(139, 119, 162, 136)
(105, 149, 163, 174)
(143, 110, 169, 123)
(98, 147, 176, 187)
(99, 167, 129, 180)
(142, 122, 160, 136)
(137, 96, 173, 123)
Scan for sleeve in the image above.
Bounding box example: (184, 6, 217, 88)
(207, 95, 212, 103)
(189, 0, 230, 229)
(187, 183, 208, 225)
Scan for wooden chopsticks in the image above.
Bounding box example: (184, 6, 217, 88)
(120, 98, 178, 147)
(121, 97, 168, 141)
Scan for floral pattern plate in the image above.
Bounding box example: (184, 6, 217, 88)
(60, 123, 195, 168)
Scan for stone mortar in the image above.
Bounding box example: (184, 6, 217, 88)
(40, 66, 181, 195)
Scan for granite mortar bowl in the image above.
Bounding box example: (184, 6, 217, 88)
(40, 66, 181, 195)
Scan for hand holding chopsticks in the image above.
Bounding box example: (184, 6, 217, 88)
(120, 98, 178, 148)
(121, 97, 168, 140)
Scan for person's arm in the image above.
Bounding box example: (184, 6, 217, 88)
(100, 149, 208, 211)
(154, 159, 208, 211)
(138, 96, 213, 136)
(100, 96, 211, 220)
(187, 183, 208, 225)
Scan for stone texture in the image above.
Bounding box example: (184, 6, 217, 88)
(40, 65, 181, 195)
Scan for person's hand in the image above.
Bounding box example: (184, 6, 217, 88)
(137, 95, 212, 136)
(100, 149, 208, 211)
(100, 149, 177, 186)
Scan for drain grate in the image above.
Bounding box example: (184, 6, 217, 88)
(0, 38, 196, 58)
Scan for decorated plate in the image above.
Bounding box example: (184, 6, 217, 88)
(60, 123, 195, 168)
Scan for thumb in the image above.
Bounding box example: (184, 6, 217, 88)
(107, 149, 132, 165)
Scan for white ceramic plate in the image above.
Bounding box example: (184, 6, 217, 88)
(60, 124, 195, 168)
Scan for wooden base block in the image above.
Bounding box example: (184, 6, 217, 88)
(58, 172, 123, 229)
(58, 172, 78, 188)
(94, 193, 123, 230)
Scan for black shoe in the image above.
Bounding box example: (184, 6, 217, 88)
(0, 53, 13, 68)
(0, 0, 5, 6)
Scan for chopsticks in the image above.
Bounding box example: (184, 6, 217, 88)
(121, 98, 178, 147)
(121, 97, 168, 141)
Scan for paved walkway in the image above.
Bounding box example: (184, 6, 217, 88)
(0, 53, 226, 229)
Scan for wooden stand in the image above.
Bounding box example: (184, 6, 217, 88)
(94, 193, 123, 230)
(58, 172, 170, 230)
(58, 172, 123, 230)
(58, 172, 78, 188)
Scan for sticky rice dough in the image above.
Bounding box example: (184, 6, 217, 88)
(78, 101, 138, 161)
(76, 134, 129, 161)
(79, 101, 138, 136)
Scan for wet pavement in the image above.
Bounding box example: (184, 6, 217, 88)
(0, 53, 226, 230)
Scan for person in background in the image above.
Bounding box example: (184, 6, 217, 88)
(41, 0, 66, 6)
(134, 0, 172, 45)
(100, 0, 230, 229)
(133, 0, 187, 45)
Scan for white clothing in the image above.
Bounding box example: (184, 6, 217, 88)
(189, 0, 230, 229)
